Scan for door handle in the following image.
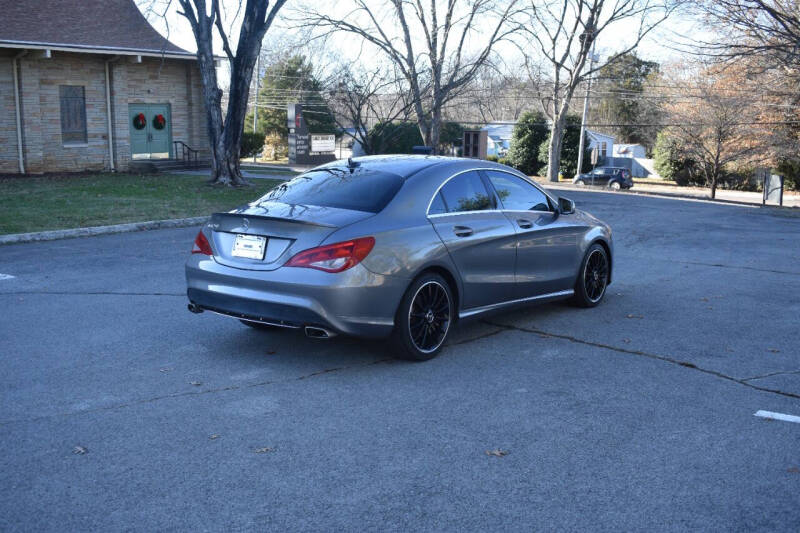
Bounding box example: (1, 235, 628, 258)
(517, 219, 533, 229)
(453, 225, 473, 237)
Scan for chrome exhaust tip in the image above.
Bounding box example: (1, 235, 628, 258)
(187, 302, 204, 314)
(304, 326, 336, 339)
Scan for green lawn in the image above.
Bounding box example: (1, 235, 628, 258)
(0, 173, 283, 235)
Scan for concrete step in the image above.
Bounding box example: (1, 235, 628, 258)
(130, 159, 211, 173)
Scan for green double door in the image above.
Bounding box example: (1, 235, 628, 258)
(129, 104, 172, 159)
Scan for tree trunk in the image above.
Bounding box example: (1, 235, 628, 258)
(178, 0, 287, 188)
(419, 121, 432, 151)
(710, 171, 718, 199)
(430, 107, 442, 154)
(546, 113, 566, 182)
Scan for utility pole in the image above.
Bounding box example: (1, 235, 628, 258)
(252, 52, 260, 162)
(576, 38, 598, 177)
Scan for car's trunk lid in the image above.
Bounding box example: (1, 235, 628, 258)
(210, 201, 372, 271)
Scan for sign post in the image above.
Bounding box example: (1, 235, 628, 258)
(288, 104, 336, 166)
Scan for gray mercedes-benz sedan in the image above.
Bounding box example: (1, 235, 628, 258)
(186, 155, 613, 360)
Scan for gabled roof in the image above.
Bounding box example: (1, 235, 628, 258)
(0, 0, 195, 59)
(586, 130, 615, 142)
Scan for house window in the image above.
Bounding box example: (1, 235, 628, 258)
(59, 85, 87, 144)
(601, 142, 607, 156)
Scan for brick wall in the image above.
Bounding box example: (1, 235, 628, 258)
(114, 56, 209, 170)
(0, 49, 208, 174)
(0, 50, 21, 173)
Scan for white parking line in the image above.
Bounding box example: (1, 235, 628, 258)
(0, 273, 15, 281)
(754, 410, 800, 424)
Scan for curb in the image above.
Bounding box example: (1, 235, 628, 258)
(0, 216, 208, 246)
(541, 182, 797, 209)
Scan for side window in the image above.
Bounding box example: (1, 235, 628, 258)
(59, 85, 87, 145)
(485, 171, 551, 212)
(439, 171, 494, 213)
(429, 192, 447, 215)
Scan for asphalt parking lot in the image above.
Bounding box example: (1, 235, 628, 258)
(1, 190, 799, 531)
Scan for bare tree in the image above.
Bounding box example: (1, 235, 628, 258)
(299, 0, 521, 153)
(515, 0, 680, 181)
(176, 0, 287, 186)
(660, 63, 767, 198)
(324, 65, 414, 155)
(697, 0, 800, 69)
(453, 64, 532, 124)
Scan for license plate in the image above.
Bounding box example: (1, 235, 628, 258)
(232, 234, 266, 260)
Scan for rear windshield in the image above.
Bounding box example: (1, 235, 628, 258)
(256, 168, 404, 213)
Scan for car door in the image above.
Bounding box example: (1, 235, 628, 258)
(591, 167, 611, 186)
(484, 170, 579, 297)
(428, 170, 518, 309)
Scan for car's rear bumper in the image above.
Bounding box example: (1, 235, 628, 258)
(185, 256, 409, 338)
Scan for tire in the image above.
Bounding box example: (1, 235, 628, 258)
(609, 180, 622, 190)
(240, 319, 276, 331)
(571, 243, 610, 308)
(391, 273, 454, 361)
(575, 180, 586, 186)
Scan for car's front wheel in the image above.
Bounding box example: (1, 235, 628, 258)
(392, 274, 454, 361)
(572, 243, 610, 308)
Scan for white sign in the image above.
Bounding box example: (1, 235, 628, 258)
(310, 134, 335, 154)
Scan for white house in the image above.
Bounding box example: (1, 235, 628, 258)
(585, 130, 615, 161)
(481, 122, 514, 157)
(613, 143, 646, 158)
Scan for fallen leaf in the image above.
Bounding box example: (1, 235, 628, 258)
(254, 447, 275, 454)
(73, 446, 88, 455)
(622, 338, 631, 344)
(266, 351, 276, 355)
(485, 449, 509, 457)
(209, 434, 220, 440)
(159, 367, 173, 373)
(788, 467, 799, 474)
(707, 306, 713, 310)
(537, 334, 550, 339)
(626, 314, 644, 319)
(768, 348, 780, 353)
(189, 381, 202, 386)
(700, 297, 709, 302)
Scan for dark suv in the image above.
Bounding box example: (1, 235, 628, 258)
(573, 167, 633, 190)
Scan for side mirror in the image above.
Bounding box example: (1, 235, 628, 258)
(558, 197, 575, 215)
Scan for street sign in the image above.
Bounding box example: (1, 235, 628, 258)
(591, 147, 598, 166)
(311, 134, 335, 154)
(287, 104, 335, 165)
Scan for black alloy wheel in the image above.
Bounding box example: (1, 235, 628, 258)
(572, 244, 609, 307)
(393, 274, 453, 360)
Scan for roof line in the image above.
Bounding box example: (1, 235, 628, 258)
(0, 40, 199, 60)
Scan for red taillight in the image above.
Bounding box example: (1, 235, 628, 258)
(191, 231, 213, 255)
(285, 237, 375, 273)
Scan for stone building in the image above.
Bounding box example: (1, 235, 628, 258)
(0, 0, 209, 174)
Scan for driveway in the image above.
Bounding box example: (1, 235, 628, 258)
(1, 191, 798, 530)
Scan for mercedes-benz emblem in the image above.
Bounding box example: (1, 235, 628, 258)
(242, 218, 250, 230)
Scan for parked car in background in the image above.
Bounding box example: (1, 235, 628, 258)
(574, 167, 633, 190)
(186, 156, 614, 361)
